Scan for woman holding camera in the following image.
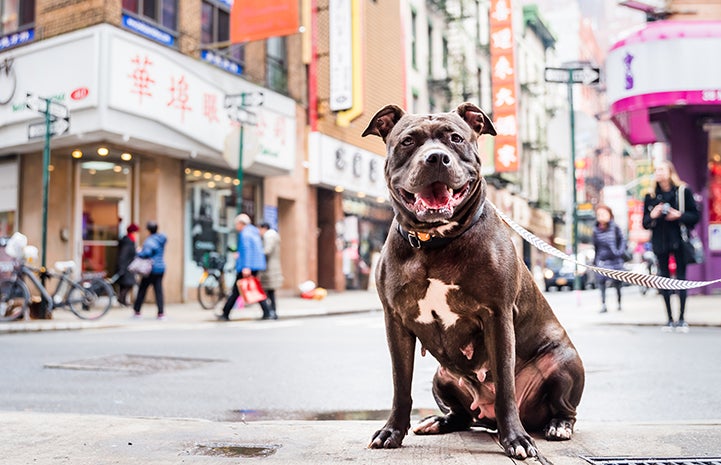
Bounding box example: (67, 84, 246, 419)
(642, 160, 700, 331)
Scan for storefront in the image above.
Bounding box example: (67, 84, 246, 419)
(0, 24, 297, 301)
(607, 20, 721, 293)
(308, 132, 392, 291)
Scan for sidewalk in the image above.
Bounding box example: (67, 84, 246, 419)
(0, 289, 385, 334)
(2, 287, 721, 334)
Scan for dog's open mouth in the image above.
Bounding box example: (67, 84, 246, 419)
(399, 181, 470, 220)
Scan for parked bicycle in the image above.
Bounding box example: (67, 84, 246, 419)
(0, 234, 114, 322)
(197, 251, 234, 310)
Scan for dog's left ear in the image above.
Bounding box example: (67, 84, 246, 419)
(456, 103, 497, 137)
(362, 105, 405, 142)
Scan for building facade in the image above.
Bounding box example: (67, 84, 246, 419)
(607, 1, 721, 293)
(0, 0, 311, 301)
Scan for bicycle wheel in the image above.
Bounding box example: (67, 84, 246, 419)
(67, 278, 114, 320)
(0, 279, 30, 322)
(198, 272, 222, 309)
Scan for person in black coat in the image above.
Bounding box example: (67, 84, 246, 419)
(116, 223, 139, 306)
(642, 160, 700, 331)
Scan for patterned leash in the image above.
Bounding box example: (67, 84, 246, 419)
(489, 201, 721, 291)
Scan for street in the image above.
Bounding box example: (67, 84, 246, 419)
(2, 287, 721, 427)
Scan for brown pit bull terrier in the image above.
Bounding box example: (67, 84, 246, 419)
(361, 103, 585, 460)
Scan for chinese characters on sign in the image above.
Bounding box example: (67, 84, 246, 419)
(489, 0, 519, 173)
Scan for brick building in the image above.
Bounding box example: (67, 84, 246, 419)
(0, 0, 311, 301)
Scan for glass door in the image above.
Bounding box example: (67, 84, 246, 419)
(80, 190, 129, 278)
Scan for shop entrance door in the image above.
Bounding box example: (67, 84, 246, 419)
(80, 189, 130, 278)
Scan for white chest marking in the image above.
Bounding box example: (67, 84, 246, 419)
(415, 278, 460, 329)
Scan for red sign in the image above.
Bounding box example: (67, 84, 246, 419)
(489, 0, 519, 173)
(70, 87, 89, 101)
(230, 0, 300, 44)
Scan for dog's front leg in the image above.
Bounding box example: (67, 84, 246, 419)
(369, 311, 416, 449)
(490, 313, 538, 459)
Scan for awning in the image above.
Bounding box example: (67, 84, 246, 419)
(607, 20, 721, 145)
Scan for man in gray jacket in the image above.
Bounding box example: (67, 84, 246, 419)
(259, 223, 283, 320)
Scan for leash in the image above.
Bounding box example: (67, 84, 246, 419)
(488, 201, 721, 291)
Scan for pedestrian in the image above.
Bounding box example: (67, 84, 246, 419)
(592, 205, 625, 313)
(116, 223, 139, 306)
(219, 214, 271, 321)
(642, 160, 700, 332)
(259, 222, 283, 320)
(132, 221, 167, 320)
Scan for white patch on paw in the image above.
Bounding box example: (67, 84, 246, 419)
(413, 417, 441, 434)
(415, 278, 460, 328)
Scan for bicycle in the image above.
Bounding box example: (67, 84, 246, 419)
(0, 259, 115, 322)
(197, 251, 234, 310)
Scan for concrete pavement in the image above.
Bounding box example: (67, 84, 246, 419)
(3, 288, 721, 464)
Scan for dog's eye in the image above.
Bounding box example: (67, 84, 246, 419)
(450, 134, 464, 143)
(400, 136, 415, 147)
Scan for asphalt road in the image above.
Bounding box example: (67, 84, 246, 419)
(2, 290, 721, 426)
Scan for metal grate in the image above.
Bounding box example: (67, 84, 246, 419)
(582, 457, 721, 465)
(44, 354, 224, 373)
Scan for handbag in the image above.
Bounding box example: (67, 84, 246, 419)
(236, 276, 268, 304)
(127, 257, 153, 276)
(678, 185, 704, 264)
(680, 224, 704, 264)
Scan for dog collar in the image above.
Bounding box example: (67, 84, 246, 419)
(397, 201, 485, 249)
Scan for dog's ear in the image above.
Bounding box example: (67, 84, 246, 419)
(362, 105, 405, 141)
(456, 103, 497, 137)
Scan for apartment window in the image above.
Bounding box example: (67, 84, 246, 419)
(442, 36, 449, 70)
(123, 0, 177, 31)
(411, 9, 418, 70)
(266, 36, 288, 93)
(427, 22, 433, 75)
(1, 0, 34, 34)
(201, 0, 244, 65)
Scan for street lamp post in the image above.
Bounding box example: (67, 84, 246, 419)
(25, 93, 70, 283)
(224, 92, 263, 215)
(544, 65, 601, 290)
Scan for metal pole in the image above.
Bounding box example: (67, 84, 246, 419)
(41, 98, 51, 284)
(567, 71, 579, 290)
(236, 123, 244, 215)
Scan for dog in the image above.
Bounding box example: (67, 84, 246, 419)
(361, 103, 585, 460)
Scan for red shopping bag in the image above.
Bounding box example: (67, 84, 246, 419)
(236, 276, 268, 304)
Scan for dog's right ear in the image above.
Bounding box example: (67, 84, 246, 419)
(362, 105, 405, 142)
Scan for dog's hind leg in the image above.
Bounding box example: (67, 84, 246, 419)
(413, 366, 476, 435)
(540, 359, 584, 441)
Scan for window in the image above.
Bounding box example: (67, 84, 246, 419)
(123, 0, 177, 31)
(410, 9, 417, 70)
(1, 0, 34, 34)
(427, 22, 433, 75)
(266, 36, 288, 93)
(201, 0, 244, 66)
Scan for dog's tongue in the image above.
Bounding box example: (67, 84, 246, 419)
(417, 182, 451, 209)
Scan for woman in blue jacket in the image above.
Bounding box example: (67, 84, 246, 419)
(593, 205, 626, 313)
(133, 221, 167, 320)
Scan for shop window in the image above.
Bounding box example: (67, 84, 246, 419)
(123, 0, 177, 32)
(266, 36, 288, 94)
(1, 0, 34, 35)
(80, 161, 131, 189)
(185, 168, 258, 266)
(201, 0, 244, 69)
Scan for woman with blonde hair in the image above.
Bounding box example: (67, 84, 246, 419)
(642, 160, 700, 331)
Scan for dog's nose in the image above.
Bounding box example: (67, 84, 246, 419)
(425, 152, 452, 166)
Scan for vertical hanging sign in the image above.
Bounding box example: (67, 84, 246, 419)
(329, 0, 353, 111)
(489, 0, 519, 173)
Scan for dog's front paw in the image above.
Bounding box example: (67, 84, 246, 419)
(501, 432, 538, 460)
(545, 418, 574, 441)
(369, 426, 406, 449)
